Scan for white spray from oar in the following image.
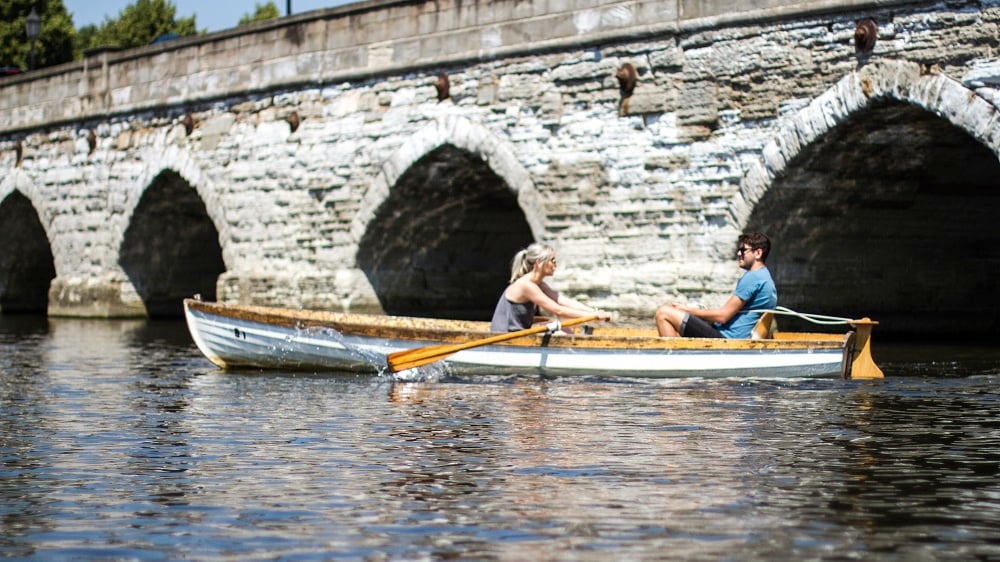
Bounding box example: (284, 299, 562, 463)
(290, 324, 447, 381)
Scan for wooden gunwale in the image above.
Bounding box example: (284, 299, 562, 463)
(185, 300, 849, 351)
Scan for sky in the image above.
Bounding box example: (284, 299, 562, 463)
(63, 1, 354, 33)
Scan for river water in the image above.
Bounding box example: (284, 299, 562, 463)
(2, 316, 999, 561)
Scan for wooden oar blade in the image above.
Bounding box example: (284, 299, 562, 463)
(387, 351, 458, 372)
(385, 315, 599, 373)
(387, 343, 465, 372)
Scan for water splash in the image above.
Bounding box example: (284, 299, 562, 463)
(391, 361, 450, 383)
(287, 323, 451, 381)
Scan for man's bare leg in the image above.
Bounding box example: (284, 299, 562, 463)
(654, 305, 685, 337)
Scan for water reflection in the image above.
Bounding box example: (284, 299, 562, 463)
(1, 316, 57, 552)
(1, 317, 999, 560)
(878, 341, 1000, 377)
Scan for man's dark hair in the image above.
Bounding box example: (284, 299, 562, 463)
(739, 232, 771, 262)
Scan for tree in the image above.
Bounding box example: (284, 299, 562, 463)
(239, 1, 280, 26)
(85, 0, 199, 51)
(74, 23, 97, 58)
(0, 0, 77, 70)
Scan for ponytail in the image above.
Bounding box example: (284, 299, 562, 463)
(508, 242, 555, 283)
(509, 249, 530, 283)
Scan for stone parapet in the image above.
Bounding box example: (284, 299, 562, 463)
(0, 0, 920, 133)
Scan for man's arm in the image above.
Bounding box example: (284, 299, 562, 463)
(687, 295, 745, 324)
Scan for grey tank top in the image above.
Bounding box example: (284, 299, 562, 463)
(490, 295, 536, 332)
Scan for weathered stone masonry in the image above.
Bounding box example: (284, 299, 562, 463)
(1, 0, 999, 336)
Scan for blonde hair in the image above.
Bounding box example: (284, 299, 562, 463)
(508, 242, 555, 283)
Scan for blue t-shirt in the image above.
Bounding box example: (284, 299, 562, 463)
(714, 266, 777, 339)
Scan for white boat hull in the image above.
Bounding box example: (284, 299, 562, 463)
(185, 300, 858, 379)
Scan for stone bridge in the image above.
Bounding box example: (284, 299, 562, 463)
(1, 0, 999, 338)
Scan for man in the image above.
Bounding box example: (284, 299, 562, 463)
(655, 232, 777, 338)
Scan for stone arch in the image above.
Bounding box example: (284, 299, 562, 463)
(119, 144, 232, 267)
(351, 115, 546, 247)
(352, 116, 544, 320)
(734, 59, 999, 223)
(117, 146, 229, 317)
(735, 59, 1000, 338)
(0, 168, 55, 245)
(0, 171, 56, 313)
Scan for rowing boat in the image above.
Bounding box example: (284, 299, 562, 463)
(183, 299, 883, 379)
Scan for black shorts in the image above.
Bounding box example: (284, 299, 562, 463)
(680, 313, 724, 338)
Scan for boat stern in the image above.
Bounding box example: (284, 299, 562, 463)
(846, 318, 884, 379)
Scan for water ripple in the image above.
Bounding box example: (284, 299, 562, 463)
(2, 319, 1000, 560)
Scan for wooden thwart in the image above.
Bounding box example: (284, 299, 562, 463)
(386, 315, 599, 373)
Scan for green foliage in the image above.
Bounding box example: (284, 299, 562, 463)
(85, 0, 199, 51)
(0, 0, 77, 70)
(74, 24, 97, 58)
(239, 1, 280, 26)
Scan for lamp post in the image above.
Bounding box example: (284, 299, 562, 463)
(25, 6, 41, 71)
(287, 1, 292, 16)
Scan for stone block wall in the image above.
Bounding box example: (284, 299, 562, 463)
(0, 0, 998, 326)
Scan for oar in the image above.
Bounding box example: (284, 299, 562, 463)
(386, 315, 598, 373)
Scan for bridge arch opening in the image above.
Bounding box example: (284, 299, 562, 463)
(357, 144, 534, 320)
(746, 100, 1000, 340)
(0, 191, 56, 314)
(119, 170, 226, 318)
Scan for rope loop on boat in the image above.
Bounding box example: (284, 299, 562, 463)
(758, 306, 854, 325)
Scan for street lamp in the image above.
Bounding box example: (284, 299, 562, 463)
(287, 1, 292, 16)
(25, 6, 41, 71)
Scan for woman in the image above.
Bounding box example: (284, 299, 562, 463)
(490, 243, 611, 332)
